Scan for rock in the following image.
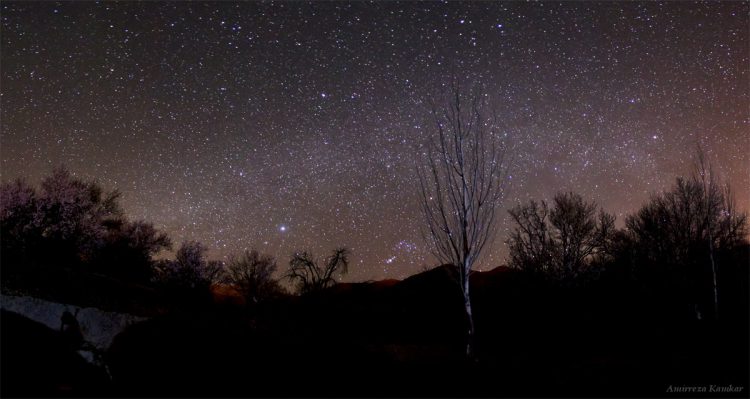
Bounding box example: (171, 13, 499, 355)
(0, 309, 112, 396)
(0, 294, 145, 352)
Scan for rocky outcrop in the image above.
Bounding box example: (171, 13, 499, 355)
(0, 294, 145, 351)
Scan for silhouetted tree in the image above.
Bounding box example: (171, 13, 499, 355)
(155, 240, 224, 303)
(226, 249, 282, 305)
(716, 184, 747, 250)
(0, 178, 38, 268)
(507, 192, 615, 282)
(624, 151, 748, 320)
(286, 248, 350, 295)
(695, 149, 720, 319)
(1, 168, 172, 285)
(1, 167, 124, 272)
(96, 219, 172, 282)
(416, 79, 510, 358)
(35, 167, 123, 264)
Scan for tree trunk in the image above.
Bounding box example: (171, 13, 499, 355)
(708, 235, 719, 320)
(463, 274, 475, 360)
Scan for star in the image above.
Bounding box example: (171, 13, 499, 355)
(0, 1, 746, 282)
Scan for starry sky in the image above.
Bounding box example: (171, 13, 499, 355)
(1, 1, 748, 281)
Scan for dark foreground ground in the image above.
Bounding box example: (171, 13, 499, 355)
(2, 249, 748, 397)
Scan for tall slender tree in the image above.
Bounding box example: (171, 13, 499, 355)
(416, 79, 510, 358)
(694, 147, 722, 320)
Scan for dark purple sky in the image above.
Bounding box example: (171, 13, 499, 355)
(1, 1, 747, 281)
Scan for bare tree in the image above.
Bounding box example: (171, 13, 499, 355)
(226, 249, 282, 305)
(0, 168, 127, 270)
(717, 183, 748, 250)
(0, 178, 38, 265)
(286, 248, 350, 295)
(625, 148, 748, 320)
(694, 148, 719, 320)
(98, 219, 172, 281)
(36, 167, 123, 262)
(507, 192, 615, 281)
(1, 168, 172, 285)
(691, 147, 747, 320)
(416, 80, 510, 358)
(157, 240, 223, 293)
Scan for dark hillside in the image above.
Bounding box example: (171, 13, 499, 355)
(105, 257, 749, 397)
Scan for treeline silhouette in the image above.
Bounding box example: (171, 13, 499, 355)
(1, 165, 748, 397)
(0, 167, 352, 310)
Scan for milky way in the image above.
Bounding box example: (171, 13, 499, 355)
(1, 2, 747, 281)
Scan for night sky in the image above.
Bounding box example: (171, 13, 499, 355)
(1, 1, 747, 281)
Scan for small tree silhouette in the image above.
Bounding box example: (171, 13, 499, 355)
(97, 219, 172, 282)
(156, 240, 223, 304)
(226, 249, 282, 305)
(286, 248, 350, 295)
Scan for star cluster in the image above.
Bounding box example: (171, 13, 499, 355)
(1, 2, 747, 281)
